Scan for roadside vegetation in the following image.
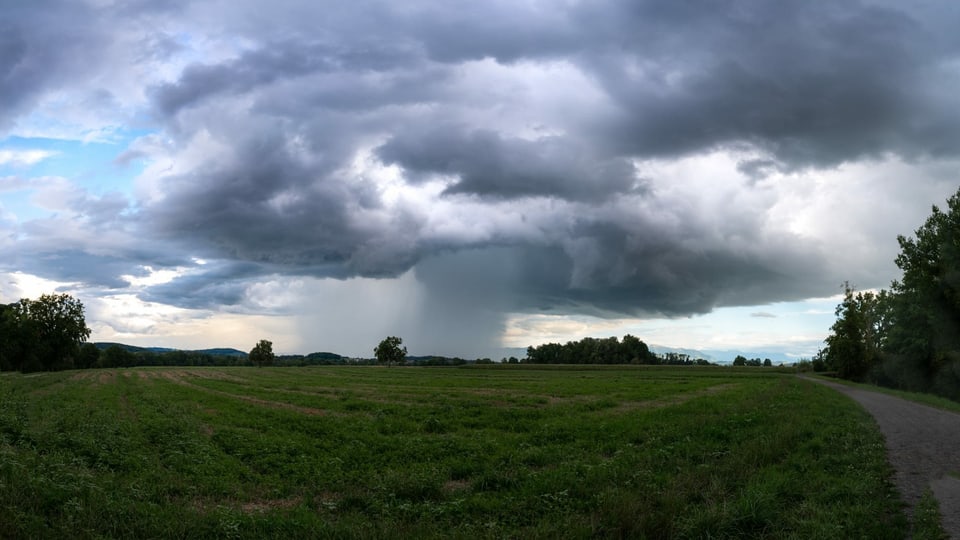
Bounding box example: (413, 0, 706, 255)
(822, 186, 960, 401)
(807, 374, 960, 415)
(0, 366, 906, 539)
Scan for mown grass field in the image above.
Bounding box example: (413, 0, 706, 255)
(0, 366, 907, 539)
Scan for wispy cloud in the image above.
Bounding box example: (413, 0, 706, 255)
(0, 149, 58, 167)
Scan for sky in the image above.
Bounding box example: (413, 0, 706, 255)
(2, 0, 959, 361)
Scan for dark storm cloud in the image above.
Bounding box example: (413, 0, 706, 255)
(130, 0, 960, 316)
(0, 3, 105, 130)
(530, 220, 821, 316)
(399, 1, 581, 64)
(412, 226, 824, 321)
(139, 262, 263, 309)
(376, 127, 643, 201)
(17, 250, 134, 290)
(140, 127, 426, 278)
(577, 0, 960, 168)
(151, 43, 341, 117)
(359, 0, 960, 168)
(7, 0, 960, 325)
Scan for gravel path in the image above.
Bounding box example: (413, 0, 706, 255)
(803, 376, 960, 538)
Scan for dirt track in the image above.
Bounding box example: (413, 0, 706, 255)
(805, 376, 960, 538)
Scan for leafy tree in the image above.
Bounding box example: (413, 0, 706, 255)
(662, 352, 694, 365)
(375, 336, 407, 366)
(99, 345, 135, 368)
(525, 335, 662, 364)
(811, 349, 828, 372)
(0, 303, 24, 371)
(77, 343, 101, 369)
(622, 334, 656, 364)
(822, 189, 960, 392)
(887, 189, 960, 378)
(249, 339, 275, 367)
(824, 283, 891, 380)
(1, 294, 90, 372)
(732, 355, 747, 366)
(763, 358, 773, 367)
(526, 342, 561, 363)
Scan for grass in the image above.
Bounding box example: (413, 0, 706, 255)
(913, 490, 949, 540)
(803, 373, 960, 414)
(0, 366, 908, 538)
(801, 374, 954, 539)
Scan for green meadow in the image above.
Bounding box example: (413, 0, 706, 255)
(0, 366, 907, 539)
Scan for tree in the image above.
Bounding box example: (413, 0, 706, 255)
(887, 188, 960, 375)
(77, 343, 101, 369)
(732, 355, 747, 366)
(818, 188, 960, 395)
(375, 336, 407, 366)
(2, 294, 90, 372)
(811, 349, 827, 372)
(249, 339, 275, 367)
(763, 358, 773, 367)
(824, 283, 891, 380)
(99, 345, 135, 368)
(524, 335, 658, 365)
(622, 334, 655, 364)
(0, 303, 24, 371)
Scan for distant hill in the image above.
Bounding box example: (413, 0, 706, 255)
(93, 343, 246, 357)
(94, 342, 174, 353)
(194, 348, 247, 357)
(305, 352, 343, 360)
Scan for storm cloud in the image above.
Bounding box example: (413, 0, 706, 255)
(3, 0, 960, 354)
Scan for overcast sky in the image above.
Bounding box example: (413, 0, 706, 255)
(2, 0, 959, 360)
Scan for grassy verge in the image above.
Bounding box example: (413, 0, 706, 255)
(803, 373, 960, 414)
(0, 366, 906, 538)
(913, 490, 948, 540)
(804, 373, 958, 538)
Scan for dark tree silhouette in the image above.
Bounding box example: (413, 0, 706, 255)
(375, 336, 407, 366)
(249, 339, 275, 367)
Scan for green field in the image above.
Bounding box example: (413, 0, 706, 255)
(0, 366, 907, 538)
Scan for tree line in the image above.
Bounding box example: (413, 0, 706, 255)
(524, 335, 711, 365)
(823, 187, 960, 399)
(1, 309, 424, 372)
(1, 299, 300, 372)
(94, 345, 249, 369)
(732, 355, 774, 367)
